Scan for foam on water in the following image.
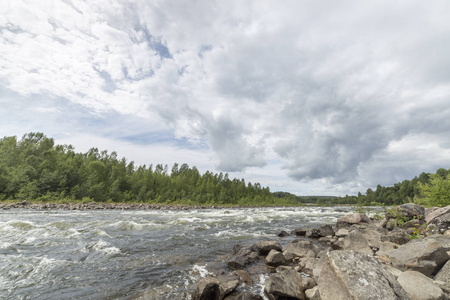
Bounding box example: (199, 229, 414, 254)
(0, 206, 354, 299)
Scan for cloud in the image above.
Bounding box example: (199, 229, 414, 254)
(1, 0, 450, 195)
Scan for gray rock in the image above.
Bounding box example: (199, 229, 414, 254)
(362, 227, 383, 249)
(377, 241, 399, 258)
(283, 240, 319, 261)
(297, 256, 326, 278)
(264, 268, 306, 300)
(335, 228, 349, 237)
(317, 224, 334, 237)
(343, 229, 373, 255)
(277, 230, 290, 237)
(381, 230, 410, 245)
(224, 291, 264, 300)
(386, 203, 425, 221)
(385, 265, 404, 278)
(386, 218, 398, 231)
(425, 205, 450, 224)
(217, 274, 240, 298)
(291, 228, 308, 236)
(254, 240, 282, 255)
(306, 228, 321, 238)
(318, 250, 410, 300)
(389, 238, 450, 276)
(302, 277, 317, 290)
(397, 270, 445, 300)
(193, 277, 221, 300)
(227, 246, 259, 270)
(265, 249, 286, 267)
(425, 234, 450, 252)
(434, 259, 450, 286)
(433, 280, 450, 294)
(338, 213, 362, 224)
(305, 286, 321, 300)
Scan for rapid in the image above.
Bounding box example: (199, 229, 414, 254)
(0, 206, 353, 299)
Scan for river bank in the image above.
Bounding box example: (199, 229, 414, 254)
(0, 201, 242, 210)
(192, 203, 450, 300)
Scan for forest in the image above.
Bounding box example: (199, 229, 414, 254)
(0, 133, 449, 207)
(301, 169, 450, 207)
(0, 132, 301, 206)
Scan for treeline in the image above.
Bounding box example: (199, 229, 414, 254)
(272, 192, 337, 204)
(0, 133, 301, 206)
(312, 168, 450, 207)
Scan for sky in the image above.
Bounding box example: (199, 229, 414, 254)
(1, 1, 450, 196)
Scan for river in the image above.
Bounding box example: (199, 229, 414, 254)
(0, 206, 353, 299)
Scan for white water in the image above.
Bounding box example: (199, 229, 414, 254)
(0, 206, 353, 299)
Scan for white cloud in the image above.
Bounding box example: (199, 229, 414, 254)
(1, 0, 450, 195)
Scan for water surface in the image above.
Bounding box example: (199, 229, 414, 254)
(0, 206, 353, 299)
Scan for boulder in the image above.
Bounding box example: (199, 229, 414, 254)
(254, 240, 282, 255)
(265, 250, 286, 267)
(427, 210, 450, 234)
(317, 224, 334, 237)
(335, 228, 349, 237)
(227, 246, 259, 270)
(424, 235, 450, 252)
(425, 205, 450, 224)
(291, 228, 308, 236)
(224, 291, 264, 300)
(337, 213, 362, 224)
(277, 230, 290, 237)
(233, 270, 253, 285)
(361, 227, 384, 249)
(343, 229, 373, 255)
(318, 250, 410, 300)
(305, 286, 321, 300)
(264, 268, 306, 300)
(385, 265, 404, 278)
(401, 219, 424, 230)
(306, 228, 321, 238)
(283, 240, 319, 261)
(397, 271, 445, 300)
(193, 277, 221, 300)
(381, 229, 410, 245)
(389, 238, 450, 276)
(386, 203, 425, 221)
(297, 256, 326, 278)
(217, 274, 240, 298)
(434, 259, 450, 286)
(376, 241, 399, 259)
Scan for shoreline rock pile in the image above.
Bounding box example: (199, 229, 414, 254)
(0, 201, 226, 211)
(192, 203, 450, 300)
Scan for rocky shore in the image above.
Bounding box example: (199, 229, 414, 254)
(0, 201, 235, 210)
(192, 203, 450, 300)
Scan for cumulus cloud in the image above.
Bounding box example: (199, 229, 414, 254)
(1, 0, 450, 194)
